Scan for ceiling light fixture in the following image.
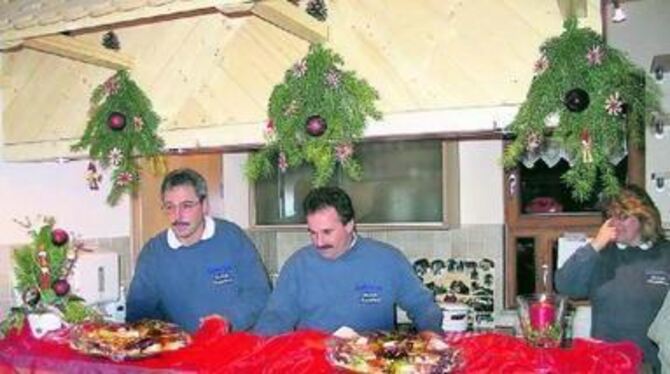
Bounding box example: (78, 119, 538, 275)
(650, 54, 670, 82)
(651, 172, 669, 192)
(652, 113, 667, 139)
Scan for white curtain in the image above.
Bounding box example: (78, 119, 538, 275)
(522, 138, 627, 168)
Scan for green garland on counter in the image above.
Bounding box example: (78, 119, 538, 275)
(502, 18, 662, 201)
(72, 70, 164, 205)
(246, 44, 382, 186)
(0, 217, 99, 338)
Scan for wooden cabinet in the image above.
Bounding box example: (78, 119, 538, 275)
(130, 153, 223, 262)
(502, 137, 643, 307)
(504, 189, 601, 306)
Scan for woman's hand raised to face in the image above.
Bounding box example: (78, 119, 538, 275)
(591, 218, 618, 252)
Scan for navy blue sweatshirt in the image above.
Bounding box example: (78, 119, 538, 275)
(254, 237, 443, 335)
(126, 219, 271, 332)
(555, 241, 670, 371)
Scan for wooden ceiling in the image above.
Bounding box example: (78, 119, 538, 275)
(0, 0, 602, 161)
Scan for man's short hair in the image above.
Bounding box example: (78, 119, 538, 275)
(161, 168, 208, 201)
(303, 186, 355, 224)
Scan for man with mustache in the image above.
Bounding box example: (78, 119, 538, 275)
(254, 186, 442, 335)
(126, 168, 270, 332)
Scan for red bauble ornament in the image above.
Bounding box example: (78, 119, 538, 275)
(51, 228, 69, 246)
(305, 115, 327, 137)
(107, 111, 127, 131)
(52, 279, 71, 296)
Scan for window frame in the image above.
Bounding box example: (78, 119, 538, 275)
(249, 139, 459, 230)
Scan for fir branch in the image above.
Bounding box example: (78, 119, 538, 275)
(247, 44, 381, 186)
(0, 309, 26, 338)
(72, 70, 163, 205)
(503, 17, 663, 201)
(62, 299, 100, 324)
(1, 218, 102, 334)
(13, 246, 40, 291)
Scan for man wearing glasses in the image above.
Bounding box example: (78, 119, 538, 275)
(126, 168, 271, 332)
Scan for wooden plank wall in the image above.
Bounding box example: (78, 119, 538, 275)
(1, 0, 602, 161)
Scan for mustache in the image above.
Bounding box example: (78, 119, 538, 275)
(317, 245, 333, 250)
(172, 221, 189, 227)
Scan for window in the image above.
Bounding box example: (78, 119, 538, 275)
(254, 139, 445, 225)
(519, 158, 628, 214)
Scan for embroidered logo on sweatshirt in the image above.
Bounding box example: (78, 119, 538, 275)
(645, 270, 669, 286)
(355, 283, 383, 304)
(207, 264, 235, 285)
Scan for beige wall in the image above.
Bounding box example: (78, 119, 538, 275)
(459, 140, 504, 225)
(223, 153, 251, 228)
(607, 0, 670, 227)
(0, 159, 130, 245)
(0, 245, 11, 316)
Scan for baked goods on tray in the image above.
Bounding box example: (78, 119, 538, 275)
(70, 319, 191, 361)
(327, 329, 461, 373)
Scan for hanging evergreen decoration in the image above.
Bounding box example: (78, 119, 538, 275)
(72, 70, 164, 205)
(0, 217, 100, 337)
(502, 18, 662, 201)
(245, 44, 381, 186)
(306, 0, 328, 22)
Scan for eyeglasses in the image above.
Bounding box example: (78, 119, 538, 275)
(162, 200, 200, 215)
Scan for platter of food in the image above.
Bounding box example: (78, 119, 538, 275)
(327, 328, 461, 373)
(69, 319, 191, 361)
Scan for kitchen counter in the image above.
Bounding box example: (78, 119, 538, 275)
(0, 317, 642, 373)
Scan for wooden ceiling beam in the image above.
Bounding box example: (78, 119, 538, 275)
(0, 1, 250, 48)
(215, 1, 256, 14)
(23, 34, 134, 70)
(240, 0, 327, 43)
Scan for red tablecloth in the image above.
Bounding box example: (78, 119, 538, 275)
(0, 317, 642, 373)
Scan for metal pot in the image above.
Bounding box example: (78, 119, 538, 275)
(440, 302, 470, 332)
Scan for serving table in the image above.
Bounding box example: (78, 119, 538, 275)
(0, 317, 642, 373)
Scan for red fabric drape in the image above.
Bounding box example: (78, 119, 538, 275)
(454, 333, 642, 374)
(0, 317, 641, 373)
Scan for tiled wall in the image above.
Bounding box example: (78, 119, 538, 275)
(249, 224, 505, 313)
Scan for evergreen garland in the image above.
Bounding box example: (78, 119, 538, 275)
(0, 217, 100, 337)
(246, 44, 381, 186)
(72, 70, 164, 205)
(503, 18, 662, 201)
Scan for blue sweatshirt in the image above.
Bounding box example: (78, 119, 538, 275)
(555, 241, 670, 371)
(126, 219, 271, 332)
(254, 237, 443, 335)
